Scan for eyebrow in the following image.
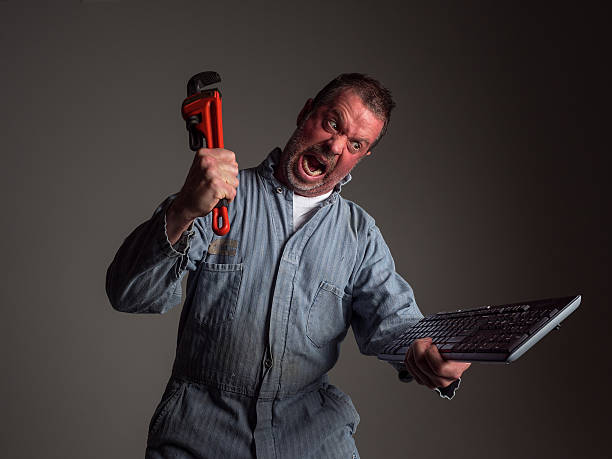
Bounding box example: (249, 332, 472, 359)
(329, 109, 370, 147)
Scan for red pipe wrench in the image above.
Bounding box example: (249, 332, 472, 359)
(181, 71, 230, 236)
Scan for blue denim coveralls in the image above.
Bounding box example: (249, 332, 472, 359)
(106, 148, 424, 458)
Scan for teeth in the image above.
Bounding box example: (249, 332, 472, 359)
(303, 156, 323, 176)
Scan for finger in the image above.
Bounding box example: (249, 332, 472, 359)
(408, 339, 438, 389)
(202, 159, 238, 187)
(422, 345, 461, 387)
(411, 339, 439, 389)
(208, 168, 239, 190)
(207, 148, 238, 167)
(404, 346, 426, 386)
(223, 175, 239, 188)
(197, 147, 233, 158)
(214, 147, 237, 160)
(217, 161, 239, 177)
(417, 339, 460, 389)
(424, 345, 472, 383)
(209, 177, 236, 202)
(216, 182, 238, 203)
(197, 148, 237, 171)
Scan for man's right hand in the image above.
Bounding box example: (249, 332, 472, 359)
(166, 148, 239, 245)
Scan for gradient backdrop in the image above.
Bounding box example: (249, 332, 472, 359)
(1, 1, 609, 458)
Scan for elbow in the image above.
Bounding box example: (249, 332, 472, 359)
(105, 261, 138, 313)
(105, 261, 181, 315)
(105, 287, 164, 314)
(105, 270, 176, 315)
(105, 274, 132, 313)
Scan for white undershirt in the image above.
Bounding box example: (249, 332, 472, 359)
(292, 190, 333, 232)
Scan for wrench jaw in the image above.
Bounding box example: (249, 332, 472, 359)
(182, 92, 223, 152)
(187, 71, 221, 96)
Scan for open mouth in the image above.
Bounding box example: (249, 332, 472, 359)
(302, 154, 327, 177)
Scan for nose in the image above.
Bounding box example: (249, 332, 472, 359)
(328, 134, 345, 155)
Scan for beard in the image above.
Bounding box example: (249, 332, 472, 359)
(279, 127, 341, 197)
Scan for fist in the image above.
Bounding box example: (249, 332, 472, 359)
(404, 337, 471, 389)
(172, 148, 240, 220)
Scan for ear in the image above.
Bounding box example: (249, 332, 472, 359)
(297, 98, 314, 126)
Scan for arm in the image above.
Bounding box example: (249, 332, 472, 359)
(350, 225, 470, 397)
(105, 195, 209, 314)
(106, 147, 239, 314)
(349, 225, 422, 364)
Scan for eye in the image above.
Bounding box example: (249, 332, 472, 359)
(327, 119, 338, 131)
(351, 141, 361, 151)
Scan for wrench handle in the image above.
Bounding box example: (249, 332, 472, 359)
(212, 199, 230, 236)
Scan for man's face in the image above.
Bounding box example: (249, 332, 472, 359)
(276, 90, 384, 197)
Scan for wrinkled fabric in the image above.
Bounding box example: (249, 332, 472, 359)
(106, 148, 424, 458)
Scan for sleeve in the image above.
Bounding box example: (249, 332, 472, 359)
(105, 195, 212, 314)
(349, 225, 462, 400)
(349, 225, 422, 378)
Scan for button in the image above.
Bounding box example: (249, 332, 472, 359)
(275, 187, 283, 194)
(264, 357, 273, 368)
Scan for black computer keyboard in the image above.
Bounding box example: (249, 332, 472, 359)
(377, 295, 581, 363)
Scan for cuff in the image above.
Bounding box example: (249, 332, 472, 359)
(434, 378, 462, 400)
(390, 362, 414, 383)
(163, 209, 195, 256)
(159, 196, 195, 258)
(391, 361, 462, 400)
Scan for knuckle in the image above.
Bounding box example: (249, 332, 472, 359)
(414, 341, 429, 358)
(206, 168, 221, 180)
(438, 360, 454, 375)
(200, 155, 214, 168)
(197, 148, 212, 160)
(429, 360, 443, 374)
(414, 353, 428, 370)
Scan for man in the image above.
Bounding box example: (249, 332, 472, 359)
(106, 73, 470, 458)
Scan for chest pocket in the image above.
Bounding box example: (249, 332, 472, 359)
(306, 281, 351, 348)
(193, 261, 243, 327)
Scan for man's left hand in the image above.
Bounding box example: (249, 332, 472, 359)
(404, 337, 471, 390)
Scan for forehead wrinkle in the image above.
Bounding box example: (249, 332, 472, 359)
(328, 103, 375, 146)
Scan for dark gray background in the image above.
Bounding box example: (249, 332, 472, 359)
(1, 1, 609, 458)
